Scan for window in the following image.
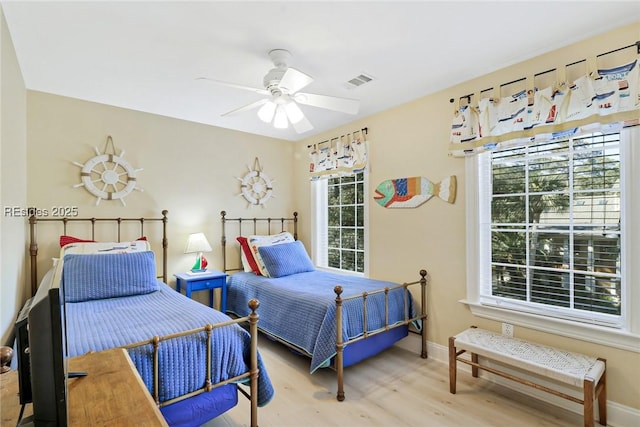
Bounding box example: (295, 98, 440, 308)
(465, 127, 639, 350)
(486, 132, 622, 324)
(311, 171, 367, 274)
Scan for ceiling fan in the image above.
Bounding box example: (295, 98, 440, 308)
(198, 49, 360, 134)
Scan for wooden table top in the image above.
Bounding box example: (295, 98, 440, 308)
(67, 347, 168, 426)
(1, 348, 168, 427)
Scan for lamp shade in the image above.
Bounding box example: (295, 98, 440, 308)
(184, 233, 212, 254)
(273, 104, 289, 129)
(257, 101, 276, 123)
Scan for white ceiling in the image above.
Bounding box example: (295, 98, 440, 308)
(3, 1, 640, 142)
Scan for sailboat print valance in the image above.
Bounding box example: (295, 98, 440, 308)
(449, 43, 640, 157)
(308, 128, 368, 180)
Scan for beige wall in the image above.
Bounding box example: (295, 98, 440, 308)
(0, 7, 27, 346)
(294, 22, 640, 410)
(25, 91, 295, 301)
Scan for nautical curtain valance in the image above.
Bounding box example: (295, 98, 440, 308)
(449, 43, 640, 157)
(308, 127, 368, 180)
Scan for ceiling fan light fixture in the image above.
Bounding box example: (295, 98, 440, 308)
(207, 49, 360, 134)
(257, 101, 276, 123)
(284, 101, 304, 124)
(273, 105, 289, 129)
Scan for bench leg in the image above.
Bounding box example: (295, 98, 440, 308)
(597, 361, 607, 426)
(471, 353, 479, 378)
(584, 378, 595, 427)
(448, 336, 457, 394)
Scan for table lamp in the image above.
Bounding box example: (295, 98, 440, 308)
(184, 232, 212, 273)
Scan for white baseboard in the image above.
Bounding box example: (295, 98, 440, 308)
(396, 333, 640, 427)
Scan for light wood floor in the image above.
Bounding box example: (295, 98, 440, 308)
(205, 336, 585, 427)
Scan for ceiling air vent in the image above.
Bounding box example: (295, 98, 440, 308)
(344, 73, 375, 89)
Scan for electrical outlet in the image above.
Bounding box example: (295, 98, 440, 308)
(502, 322, 514, 337)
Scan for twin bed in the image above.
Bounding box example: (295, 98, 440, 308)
(220, 211, 429, 401)
(28, 212, 272, 427)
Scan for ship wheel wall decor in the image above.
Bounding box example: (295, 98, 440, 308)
(237, 158, 274, 207)
(73, 136, 143, 206)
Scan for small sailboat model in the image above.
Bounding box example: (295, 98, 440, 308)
(191, 253, 209, 272)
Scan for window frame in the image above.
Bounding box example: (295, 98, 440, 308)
(310, 170, 369, 276)
(463, 127, 640, 352)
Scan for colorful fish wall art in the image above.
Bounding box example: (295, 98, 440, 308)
(374, 176, 457, 208)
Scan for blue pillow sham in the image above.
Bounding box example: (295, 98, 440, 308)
(62, 251, 159, 302)
(257, 240, 315, 278)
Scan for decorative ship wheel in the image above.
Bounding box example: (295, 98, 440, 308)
(237, 158, 274, 207)
(73, 136, 143, 206)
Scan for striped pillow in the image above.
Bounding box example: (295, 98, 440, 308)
(60, 235, 147, 248)
(237, 236, 261, 274)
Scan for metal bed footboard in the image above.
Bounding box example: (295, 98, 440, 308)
(121, 299, 261, 427)
(333, 269, 428, 401)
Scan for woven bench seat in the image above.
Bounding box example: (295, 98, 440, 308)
(449, 327, 606, 427)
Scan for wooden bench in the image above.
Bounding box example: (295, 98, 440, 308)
(449, 327, 606, 427)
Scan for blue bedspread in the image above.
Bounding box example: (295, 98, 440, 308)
(226, 271, 417, 372)
(65, 282, 274, 406)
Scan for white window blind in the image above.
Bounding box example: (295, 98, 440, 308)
(478, 132, 624, 328)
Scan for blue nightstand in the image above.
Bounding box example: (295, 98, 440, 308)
(174, 270, 228, 312)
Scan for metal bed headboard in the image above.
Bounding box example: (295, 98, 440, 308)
(220, 210, 298, 274)
(28, 210, 168, 295)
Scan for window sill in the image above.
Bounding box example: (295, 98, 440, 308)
(460, 299, 640, 353)
(315, 266, 365, 277)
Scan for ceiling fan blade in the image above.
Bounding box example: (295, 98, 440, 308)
(221, 98, 269, 117)
(197, 77, 269, 95)
(291, 114, 314, 134)
(295, 92, 360, 115)
(277, 68, 313, 94)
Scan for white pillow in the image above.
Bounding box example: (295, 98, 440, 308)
(247, 232, 295, 276)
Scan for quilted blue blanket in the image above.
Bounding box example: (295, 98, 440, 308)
(65, 282, 274, 406)
(226, 271, 417, 372)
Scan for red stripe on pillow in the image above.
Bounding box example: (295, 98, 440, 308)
(237, 236, 261, 275)
(59, 235, 95, 247)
